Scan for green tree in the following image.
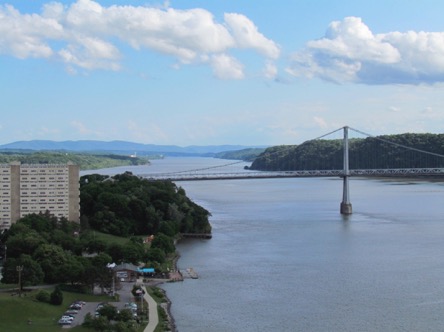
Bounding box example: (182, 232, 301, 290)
(5, 231, 47, 259)
(1, 255, 44, 287)
(145, 247, 166, 264)
(50, 285, 63, 305)
(64, 255, 85, 285)
(116, 308, 134, 322)
(98, 304, 118, 321)
(122, 241, 145, 265)
(33, 244, 69, 283)
(151, 233, 175, 254)
(106, 243, 125, 264)
(18, 254, 45, 287)
(91, 253, 113, 292)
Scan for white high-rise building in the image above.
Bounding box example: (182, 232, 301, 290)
(0, 162, 80, 230)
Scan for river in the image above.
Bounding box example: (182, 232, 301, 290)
(85, 157, 444, 331)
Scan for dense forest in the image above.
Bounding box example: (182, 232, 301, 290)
(250, 133, 444, 171)
(0, 151, 149, 170)
(80, 172, 211, 237)
(215, 148, 266, 161)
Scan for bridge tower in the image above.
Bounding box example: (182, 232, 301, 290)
(340, 126, 352, 214)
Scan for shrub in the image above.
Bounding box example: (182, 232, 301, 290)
(35, 290, 50, 303)
(50, 286, 63, 305)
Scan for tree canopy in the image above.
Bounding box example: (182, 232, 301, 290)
(0, 151, 149, 170)
(80, 172, 211, 237)
(250, 133, 444, 171)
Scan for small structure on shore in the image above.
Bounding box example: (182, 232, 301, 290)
(181, 233, 212, 239)
(183, 267, 198, 279)
(114, 263, 139, 282)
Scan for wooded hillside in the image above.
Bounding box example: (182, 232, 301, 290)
(0, 151, 149, 170)
(80, 172, 211, 237)
(250, 133, 444, 171)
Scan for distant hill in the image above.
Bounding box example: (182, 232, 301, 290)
(250, 133, 444, 171)
(214, 148, 266, 161)
(0, 140, 265, 157)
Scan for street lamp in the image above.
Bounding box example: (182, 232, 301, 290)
(16, 265, 23, 297)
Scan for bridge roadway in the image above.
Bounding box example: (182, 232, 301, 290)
(143, 167, 444, 181)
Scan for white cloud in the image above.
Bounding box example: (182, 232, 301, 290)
(0, 4, 63, 58)
(224, 13, 280, 59)
(70, 120, 90, 134)
(264, 60, 278, 79)
(287, 16, 444, 85)
(0, 0, 279, 78)
(210, 53, 245, 80)
(313, 116, 328, 129)
(59, 35, 121, 70)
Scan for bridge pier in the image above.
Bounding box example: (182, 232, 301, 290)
(340, 176, 352, 214)
(340, 126, 352, 215)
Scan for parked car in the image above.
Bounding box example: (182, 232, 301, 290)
(60, 315, 74, 322)
(58, 318, 72, 325)
(65, 309, 78, 315)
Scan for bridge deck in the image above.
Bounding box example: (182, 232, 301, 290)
(143, 168, 444, 181)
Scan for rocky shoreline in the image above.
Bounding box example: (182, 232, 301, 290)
(162, 253, 181, 332)
(149, 239, 204, 331)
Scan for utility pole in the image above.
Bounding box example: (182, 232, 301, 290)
(112, 273, 115, 297)
(16, 265, 24, 297)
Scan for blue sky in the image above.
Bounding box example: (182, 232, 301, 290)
(1, 0, 444, 146)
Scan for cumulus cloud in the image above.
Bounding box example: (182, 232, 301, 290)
(0, 0, 280, 78)
(224, 13, 280, 59)
(210, 54, 245, 79)
(287, 16, 444, 85)
(0, 4, 63, 58)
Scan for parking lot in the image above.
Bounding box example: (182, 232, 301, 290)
(60, 281, 140, 328)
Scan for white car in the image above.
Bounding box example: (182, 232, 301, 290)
(58, 318, 72, 325)
(61, 315, 74, 321)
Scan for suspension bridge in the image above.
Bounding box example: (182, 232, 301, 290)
(143, 126, 444, 215)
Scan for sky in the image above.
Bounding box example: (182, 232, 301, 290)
(1, 0, 444, 146)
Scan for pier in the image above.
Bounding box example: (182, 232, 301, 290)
(181, 233, 212, 239)
(179, 267, 198, 279)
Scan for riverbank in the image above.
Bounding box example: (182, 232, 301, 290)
(143, 253, 182, 332)
(154, 243, 204, 331)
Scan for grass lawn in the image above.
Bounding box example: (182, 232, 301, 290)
(93, 231, 147, 247)
(0, 287, 112, 332)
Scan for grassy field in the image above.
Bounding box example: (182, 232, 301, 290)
(93, 230, 138, 246)
(0, 288, 111, 332)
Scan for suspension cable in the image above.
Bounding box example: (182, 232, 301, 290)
(349, 127, 444, 159)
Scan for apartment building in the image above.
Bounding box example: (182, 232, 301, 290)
(0, 162, 80, 229)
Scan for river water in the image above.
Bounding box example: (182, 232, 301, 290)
(85, 158, 444, 331)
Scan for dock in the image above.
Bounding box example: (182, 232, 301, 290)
(181, 267, 198, 279)
(181, 233, 212, 239)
